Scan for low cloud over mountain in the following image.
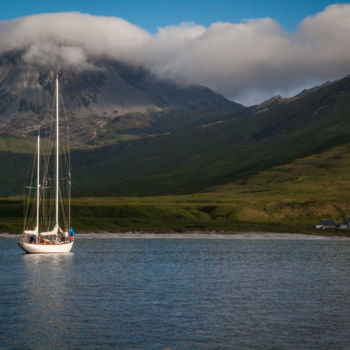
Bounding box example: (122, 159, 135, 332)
(1, 4, 350, 105)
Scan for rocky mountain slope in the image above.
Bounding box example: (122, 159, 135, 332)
(0, 51, 243, 146)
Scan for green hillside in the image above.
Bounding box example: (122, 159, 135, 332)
(70, 74, 350, 196)
(2, 141, 350, 234)
(1, 74, 350, 200)
(70, 141, 350, 234)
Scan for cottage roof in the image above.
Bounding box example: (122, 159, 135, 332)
(321, 219, 336, 226)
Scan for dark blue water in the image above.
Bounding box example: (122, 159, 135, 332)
(1, 237, 350, 349)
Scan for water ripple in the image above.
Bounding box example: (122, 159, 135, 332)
(0, 238, 350, 349)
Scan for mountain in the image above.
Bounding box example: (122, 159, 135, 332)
(0, 50, 244, 146)
(69, 73, 350, 196)
(1, 53, 350, 197)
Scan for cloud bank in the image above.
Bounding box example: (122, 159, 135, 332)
(1, 5, 350, 105)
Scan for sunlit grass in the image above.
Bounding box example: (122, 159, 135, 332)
(2, 142, 350, 235)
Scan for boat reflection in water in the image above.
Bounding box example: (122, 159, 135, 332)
(17, 253, 76, 349)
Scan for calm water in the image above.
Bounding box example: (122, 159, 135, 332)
(1, 236, 350, 349)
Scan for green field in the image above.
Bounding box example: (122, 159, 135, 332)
(2, 141, 350, 235)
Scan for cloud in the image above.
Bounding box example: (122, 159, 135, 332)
(0, 5, 350, 105)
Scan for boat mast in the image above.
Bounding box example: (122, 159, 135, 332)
(55, 74, 59, 229)
(36, 132, 40, 242)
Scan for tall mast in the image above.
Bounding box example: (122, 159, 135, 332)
(55, 74, 59, 228)
(36, 132, 40, 240)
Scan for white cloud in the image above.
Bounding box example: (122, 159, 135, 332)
(0, 5, 350, 105)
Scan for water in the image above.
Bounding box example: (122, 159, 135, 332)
(1, 235, 350, 349)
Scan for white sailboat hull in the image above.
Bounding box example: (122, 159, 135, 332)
(18, 240, 74, 254)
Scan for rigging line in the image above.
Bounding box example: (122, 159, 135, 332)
(59, 187, 68, 229)
(58, 77, 72, 227)
(23, 140, 38, 232)
(59, 92, 71, 181)
(39, 88, 57, 232)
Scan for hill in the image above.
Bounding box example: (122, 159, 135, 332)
(2, 73, 350, 232)
(0, 59, 350, 198)
(3, 141, 350, 234)
(69, 74, 350, 196)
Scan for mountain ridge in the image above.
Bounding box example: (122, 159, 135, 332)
(0, 50, 244, 146)
(69, 72, 350, 196)
(0, 51, 350, 197)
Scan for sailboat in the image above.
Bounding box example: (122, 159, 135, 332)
(19, 75, 74, 254)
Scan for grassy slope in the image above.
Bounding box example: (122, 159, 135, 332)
(1, 75, 350, 198)
(71, 75, 350, 196)
(72, 142, 350, 234)
(0, 134, 38, 154)
(3, 141, 350, 234)
(2, 76, 350, 233)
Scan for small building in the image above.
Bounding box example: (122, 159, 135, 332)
(338, 216, 350, 230)
(315, 217, 350, 230)
(315, 219, 336, 230)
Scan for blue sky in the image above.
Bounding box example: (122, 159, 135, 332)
(0, 0, 349, 32)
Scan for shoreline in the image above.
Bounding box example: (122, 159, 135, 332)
(2, 232, 350, 240)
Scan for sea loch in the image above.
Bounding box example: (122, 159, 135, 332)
(1, 235, 350, 349)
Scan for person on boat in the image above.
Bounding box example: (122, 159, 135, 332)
(70, 227, 75, 241)
(29, 234, 36, 244)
